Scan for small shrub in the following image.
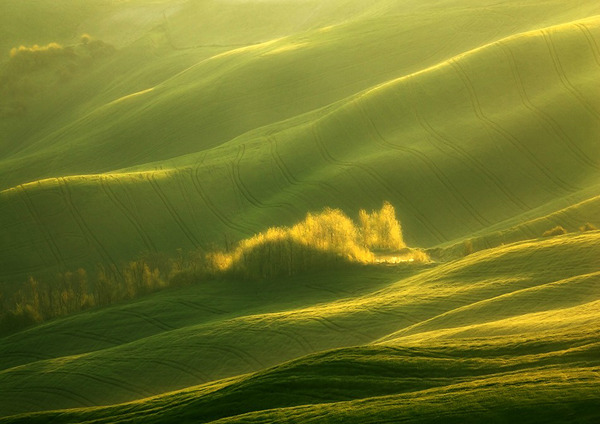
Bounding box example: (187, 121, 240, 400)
(579, 222, 597, 232)
(463, 239, 474, 256)
(358, 201, 405, 250)
(542, 225, 568, 237)
(410, 249, 431, 264)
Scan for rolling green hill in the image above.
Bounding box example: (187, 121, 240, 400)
(1, 232, 599, 421)
(1, 0, 599, 422)
(1, 0, 599, 282)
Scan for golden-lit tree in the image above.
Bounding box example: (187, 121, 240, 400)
(358, 201, 405, 250)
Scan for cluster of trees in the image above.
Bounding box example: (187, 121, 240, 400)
(1, 35, 115, 117)
(211, 208, 373, 280)
(0, 202, 427, 334)
(207, 202, 427, 280)
(0, 258, 171, 336)
(0, 270, 90, 333)
(359, 201, 405, 250)
(7, 35, 115, 75)
(542, 222, 597, 238)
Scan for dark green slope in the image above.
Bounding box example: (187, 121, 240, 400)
(2, 330, 599, 423)
(1, 231, 598, 418)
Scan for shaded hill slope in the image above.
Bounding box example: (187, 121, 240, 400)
(1, 231, 599, 421)
(1, 231, 598, 417)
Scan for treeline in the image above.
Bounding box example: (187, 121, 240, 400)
(0, 202, 428, 335)
(206, 202, 424, 280)
(455, 221, 599, 260)
(0, 259, 168, 336)
(6, 34, 115, 77)
(542, 223, 597, 237)
(1, 34, 115, 117)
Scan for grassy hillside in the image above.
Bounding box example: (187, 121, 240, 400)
(1, 232, 599, 421)
(1, 1, 599, 282)
(1, 0, 599, 422)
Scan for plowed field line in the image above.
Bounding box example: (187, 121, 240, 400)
(356, 102, 490, 228)
(146, 173, 200, 249)
(190, 166, 251, 234)
(311, 125, 446, 243)
(450, 59, 578, 193)
(576, 23, 600, 67)
(499, 41, 600, 170)
(100, 176, 157, 253)
(17, 185, 65, 269)
(57, 178, 123, 280)
(542, 29, 600, 122)
(407, 80, 531, 212)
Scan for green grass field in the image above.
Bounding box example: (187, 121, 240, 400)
(1, 0, 599, 422)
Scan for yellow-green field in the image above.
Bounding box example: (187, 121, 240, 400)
(1, 0, 599, 422)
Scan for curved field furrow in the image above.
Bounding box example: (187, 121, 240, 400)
(354, 162, 447, 241)
(302, 283, 355, 297)
(267, 134, 336, 205)
(0, 395, 40, 413)
(142, 357, 213, 383)
(190, 165, 251, 234)
(36, 369, 154, 399)
(57, 178, 123, 280)
(310, 124, 447, 243)
(229, 145, 263, 209)
(356, 101, 491, 228)
(309, 316, 373, 343)
(59, 330, 127, 346)
(113, 176, 160, 252)
(277, 328, 316, 353)
(246, 326, 316, 354)
(231, 143, 297, 214)
(99, 176, 157, 253)
(576, 22, 600, 67)
(268, 136, 298, 187)
(117, 309, 176, 332)
(165, 299, 230, 315)
(542, 29, 600, 122)
(0, 385, 96, 408)
(145, 173, 200, 249)
(367, 306, 422, 327)
(174, 172, 206, 238)
(449, 59, 580, 194)
(264, 134, 321, 209)
(406, 81, 532, 213)
(17, 185, 66, 269)
(0, 351, 50, 370)
(191, 342, 266, 369)
(499, 42, 600, 171)
(268, 133, 341, 196)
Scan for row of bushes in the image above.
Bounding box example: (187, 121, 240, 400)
(6, 35, 115, 76)
(201, 202, 425, 280)
(0, 202, 427, 335)
(460, 221, 598, 258)
(1, 35, 116, 117)
(0, 260, 167, 335)
(542, 222, 597, 237)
